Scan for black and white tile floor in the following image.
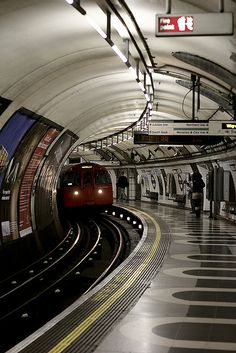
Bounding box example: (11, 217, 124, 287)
(95, 203, 236, 353)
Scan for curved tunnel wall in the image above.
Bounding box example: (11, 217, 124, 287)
(0, 107, 235, 258)
(0, 108, 77, 250)
(129, 161, 236, 222)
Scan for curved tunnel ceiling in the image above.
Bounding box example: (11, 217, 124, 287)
(0, 0, 235, 165)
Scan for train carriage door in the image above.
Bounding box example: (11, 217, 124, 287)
(82, 166, 93, 204)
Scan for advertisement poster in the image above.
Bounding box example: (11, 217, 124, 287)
(0, 111, 36, 188)
(18, 128, 60, 237)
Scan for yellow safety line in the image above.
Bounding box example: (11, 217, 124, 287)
(47, 211, 161, 353)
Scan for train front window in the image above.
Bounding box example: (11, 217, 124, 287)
(95, 170, 111, 184)
(62, 172, 81, 186)
(83, 172, 92, 185)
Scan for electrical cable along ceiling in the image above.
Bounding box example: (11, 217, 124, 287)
(0, 0, 235, 165)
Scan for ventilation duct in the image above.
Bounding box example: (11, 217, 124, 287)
(176, 79, 233, 113)
(173, 52, 236, 88)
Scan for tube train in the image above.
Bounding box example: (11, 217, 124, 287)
(60, 162, 113, 207)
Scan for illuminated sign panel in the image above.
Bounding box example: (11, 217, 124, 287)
(222, 123, 236, 130)
(158, 16, 194, 33)
(149, 121, 209, 136)
(149, 120, 236, 136)
(133, 131, 223, 145)
(209, 121, 236, 136)
(134, 120, 235, 145)
(156, 13, 233, 36)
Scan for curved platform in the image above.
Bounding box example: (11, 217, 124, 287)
(95, 202, 236, 353)
(7, 201, 236, 353)
(6, 203, 169, 353)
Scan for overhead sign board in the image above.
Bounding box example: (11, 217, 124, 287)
(156, 13, 233, 36)
(209, 121, 236, 136)
(149, 120, 209, 135)
(133, 131, 223, 145)
(134, 120, 235, 145)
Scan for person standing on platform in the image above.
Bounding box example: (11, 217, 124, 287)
(117, 172, 129, 201)
(192, 172, 205, 217)
(185, 174, 195, 213)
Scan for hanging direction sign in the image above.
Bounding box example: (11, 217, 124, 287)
(156, 13, 233, 36)
(149, 121, 209, 135)
(133, 120, 236, 145)
(133, 131, 223, 145)
(209, 121, 236, 136)
(149, 120, 236, 136)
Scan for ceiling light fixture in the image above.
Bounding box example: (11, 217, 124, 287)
(86, 15, 107, 38)
(66, 0, 154, 136)
(128, 65, 138, 79)
(65, 1, 107, 39)
(66, 0, 86, 15)
(111, 44, 128, 63)
(137, 80, 145, 92)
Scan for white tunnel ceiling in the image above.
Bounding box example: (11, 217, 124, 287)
(0, 0, 235, 163)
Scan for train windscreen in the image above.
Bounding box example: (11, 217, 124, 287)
(95, 170, 111, 184)
(62, 172, 81, 186)
(83, 171, 92, 185)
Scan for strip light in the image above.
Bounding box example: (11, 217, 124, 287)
(145, 93, 150, 101)
(128, 66, 138, 79)
(137, 80, 145, 92)
(86, 15, 107, 38)
(111, 44, 128, 63)
(65, 0, 154, 131)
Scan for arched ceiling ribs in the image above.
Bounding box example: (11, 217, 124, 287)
(110, 144, 133, 163)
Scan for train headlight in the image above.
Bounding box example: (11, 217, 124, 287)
(74, 191, 79, 196)
(98, 189, 103, 194)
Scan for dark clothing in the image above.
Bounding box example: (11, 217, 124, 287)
(117, 175, 129, 188)
(117, 175, 129, 201)
(191, 173, 205, 217)
(192, 177, 205, 193)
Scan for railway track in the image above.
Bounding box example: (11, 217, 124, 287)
(0, 211, 138, 353)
